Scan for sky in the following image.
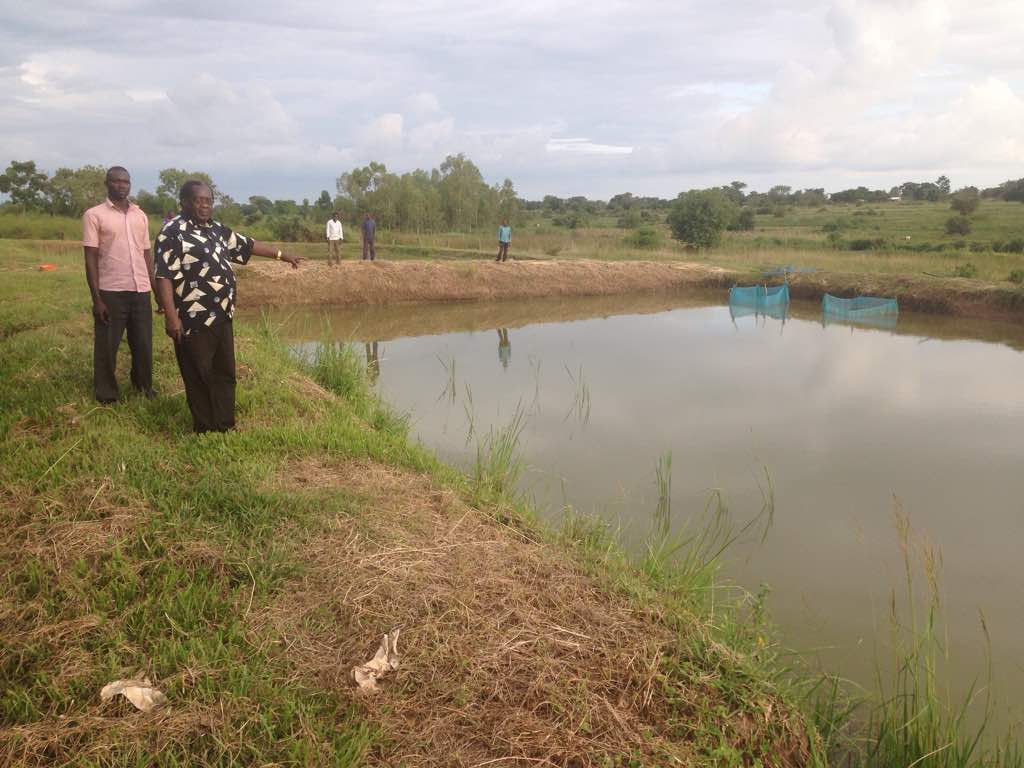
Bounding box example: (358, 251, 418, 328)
(1, 0, 1022, 201)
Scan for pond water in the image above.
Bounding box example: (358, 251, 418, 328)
(252, 292, 1024, 718)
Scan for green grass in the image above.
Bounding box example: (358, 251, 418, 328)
(14, 199, 1020, 284)
(0, 242, 422, 765)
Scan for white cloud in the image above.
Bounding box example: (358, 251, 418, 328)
(1, 0, 1023, 199)
(546, 138, 633, 156)
(357, 112, 405, 151)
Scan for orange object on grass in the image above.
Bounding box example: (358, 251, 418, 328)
(38, 264, 57, 272)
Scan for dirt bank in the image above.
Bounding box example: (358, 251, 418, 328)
(240, 258, 731, 306)
(240, 258, 1024, 323)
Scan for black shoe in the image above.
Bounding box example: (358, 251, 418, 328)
(97, 397, 117, 405)
(144, 389, 158, 400)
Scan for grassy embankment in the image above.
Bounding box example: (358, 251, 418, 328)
(1, 239, 817, 766)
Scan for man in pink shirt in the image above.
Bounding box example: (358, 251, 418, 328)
(82, 166, 156, 403)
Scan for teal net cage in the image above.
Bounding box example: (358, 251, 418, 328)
(729, 283, 790, 308)
(822, 294, 898, 318)
(822, 294, 899, 330)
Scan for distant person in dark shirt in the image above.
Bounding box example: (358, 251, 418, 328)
(496, 220, 512, 262)
(153, 180, 303, 433)
(497, 328, 511, 369)
(361, 213, 376, 261)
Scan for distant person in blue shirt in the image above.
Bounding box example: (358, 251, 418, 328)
(496, 219, 512, 262)
(361, 213, 376, 261)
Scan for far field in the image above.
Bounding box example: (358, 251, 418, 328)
(3, 199, 1022, 285)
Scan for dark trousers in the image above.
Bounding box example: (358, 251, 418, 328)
(496, 242, 510, 261)
(173, 320, 236, 433)
(93, 290, 152, 402)
(362, 240, 376, 260)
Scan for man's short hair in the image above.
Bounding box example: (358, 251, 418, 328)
(105, 166, 129, 181)
(333, 211, 339, 217)
(179, 180, 210, 204)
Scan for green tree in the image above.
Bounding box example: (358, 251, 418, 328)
(155, 168, 218, 202)
(336, 161, 388, 207)
(49, 165, 106, 216)
(667, 189, 738, 248)
(215, 194, 244, 226)
(438, 153, 486, 230)
(722, 181, 747, 204)
(0, 160, 51, 213)
(950, 189, 980, 216)
(497, 178, 518, 222)
(315, 190, 333, 213)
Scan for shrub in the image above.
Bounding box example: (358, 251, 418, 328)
(953, 263, 978, 278)
(667, 189, 738, 249)
(616, 210, 642, 229)
(1008, 270, 1024, 284)
(848, 238, 887, 251)
(623, 226, 663, 249)
(728, 208, 756, 231)
(945, 215, 972, 236)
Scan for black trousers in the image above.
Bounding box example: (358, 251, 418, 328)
(496, 242, 510, 261)
(362, 239, 376, 260)
(93, 290, 153, 402)
(173, 320, 236, 433)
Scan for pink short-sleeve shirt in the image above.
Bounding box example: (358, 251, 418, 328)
(82, 200, 152, 292)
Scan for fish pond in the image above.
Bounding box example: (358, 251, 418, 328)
(251, 291, 1024, 720)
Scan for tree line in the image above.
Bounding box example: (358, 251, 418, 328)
(2, 158, 1021, 246)
(0, 156, 520, 242)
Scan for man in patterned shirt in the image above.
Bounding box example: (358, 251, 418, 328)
(153, 180, 303, 433)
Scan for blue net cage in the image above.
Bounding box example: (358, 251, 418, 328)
(729, 283, 790, 308)
(822, 294, 898, 318)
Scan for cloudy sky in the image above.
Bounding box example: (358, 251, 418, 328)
(2, 0, 1022, 200)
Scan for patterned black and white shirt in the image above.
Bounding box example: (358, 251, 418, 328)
(154, 214, 254, 336)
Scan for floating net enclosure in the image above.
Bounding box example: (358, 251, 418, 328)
(729, 283, 790, 308)
(822, 294, 899, 330)
(822, 294, 898, 318)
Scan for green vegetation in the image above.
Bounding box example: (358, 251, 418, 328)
(666, 189, 739, 248)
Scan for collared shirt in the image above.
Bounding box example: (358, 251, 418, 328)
(498, 225, 512, 243)
(82, 199, 152, 292)
(326, 218, 344, 240)
(153, 214, 254, 336)
(362, 217, 376, 241)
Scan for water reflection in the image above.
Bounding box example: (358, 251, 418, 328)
(822, 312, 900, 332)
(729, 302, 789, 328)
(364, 341, 381, 383)
(497, 328, 511, 370)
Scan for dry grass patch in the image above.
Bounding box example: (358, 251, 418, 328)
(260, 458, 703, 766)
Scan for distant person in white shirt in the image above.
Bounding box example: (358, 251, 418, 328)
(326, 212, 344, 265)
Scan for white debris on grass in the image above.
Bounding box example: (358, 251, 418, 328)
(352, 628, 401, 693)
(100, 678, 168, 712)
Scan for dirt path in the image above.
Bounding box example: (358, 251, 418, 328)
(240, 258, 1024, 323)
